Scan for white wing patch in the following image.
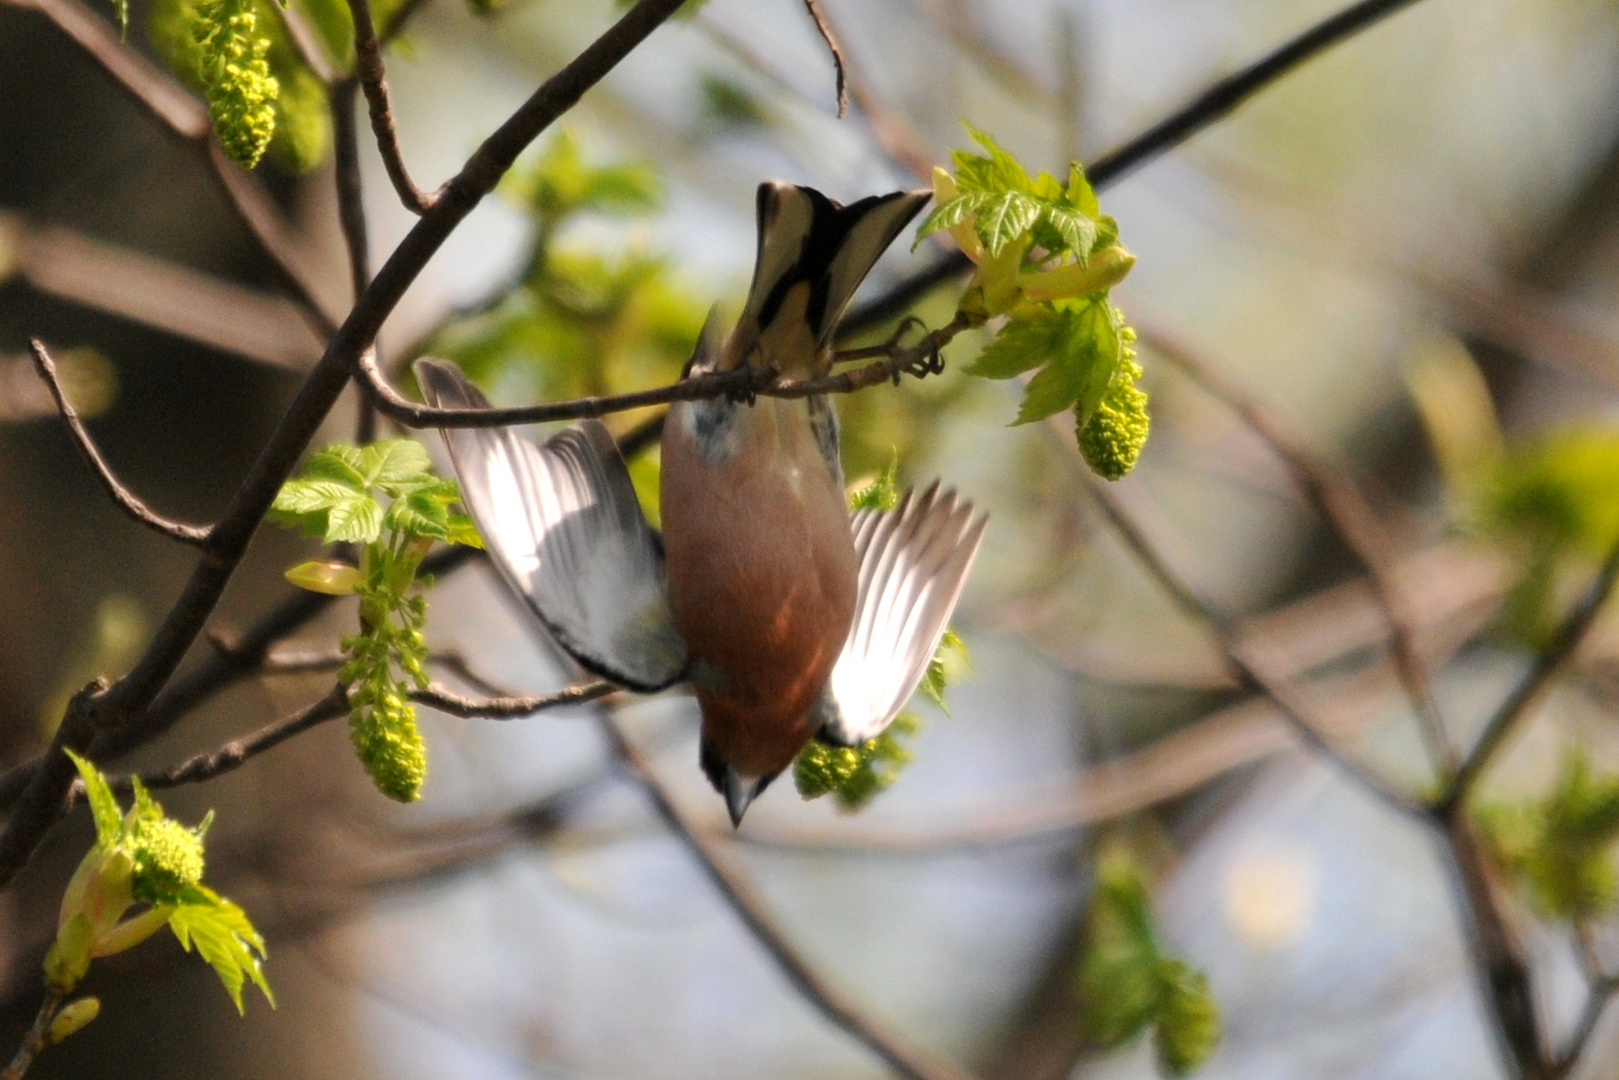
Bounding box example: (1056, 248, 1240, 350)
(415, 359, 687, 692)
(821, 484, 987, 746)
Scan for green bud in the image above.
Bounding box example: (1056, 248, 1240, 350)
(59, 847, 134, 942)
(44, 914, 95, 991)
(1078, 359, 1150, 481)
(285, 560, 364, 595)
(1154, 960, 1221, 1076)
(92, 905, 174, 957)
(48, 997, 101, 1044)
(130, 818, 205, 904)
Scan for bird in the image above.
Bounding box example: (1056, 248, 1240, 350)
(417, 181, 987, 826)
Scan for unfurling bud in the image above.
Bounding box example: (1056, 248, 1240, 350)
(48, 997, 101, 1044)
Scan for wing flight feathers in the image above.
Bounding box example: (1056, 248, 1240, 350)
(415, 358, 687, 692)
(821, 485, 987, 746)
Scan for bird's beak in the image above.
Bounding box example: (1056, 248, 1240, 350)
(722, 767, 768, 827)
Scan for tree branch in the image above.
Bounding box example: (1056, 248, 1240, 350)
(412, 681, 614, 719)
(1436, 536, 1619, 816)
(799, 0, 847, 117)
(330, 78, 379, 443)
(356, 312, 963, 428)
(0, 986, 66, 1080)
(842, 0, 1433, 336)
(0, 0, 691, 890)
(1080, 471, 1424, 816)
(28, 339, 213, 545)
(1142, 323, 1458, 775)
(347, 0, 438, 213)
(600, 714, 983, 1080)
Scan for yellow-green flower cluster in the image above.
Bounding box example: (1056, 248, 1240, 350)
(130, 817, 206, 904)
(196, 0, 280, 168)
(793, 714, 919, 811)
(1078, 351, 1150, 481)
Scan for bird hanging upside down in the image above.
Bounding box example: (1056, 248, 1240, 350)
(417, 182, 986, 825)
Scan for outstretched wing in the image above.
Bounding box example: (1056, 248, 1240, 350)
(820, 484, 987, 746)
(415, 358, 687, 692)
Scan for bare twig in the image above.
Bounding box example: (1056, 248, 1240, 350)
(1437, 537, 1619, 815)
(347, 0, 438, 213)
(600, 714, 982, 1080)
(356, 312, 965, 428)
(98, 687, 350, 797)
(412, 681, 614, 719)
(1143, 324, 1458, 775)
(0, 986, 66, 1080)
(799, 0, 848, 117)
(28, 340, 213, 545)
(1553, 973, 1619, 1078)
(1080, 473, 1424, 815)
(330, 79, 379, 442)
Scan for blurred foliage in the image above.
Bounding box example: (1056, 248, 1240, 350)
(424, 131, 705, 461)
(39, 594, 147, 738)
(272, 440, 482, 802)
(921, 125, 1147, 479)
(1477, 748, 1619, 920)
(1077, 845, 1221, 1076)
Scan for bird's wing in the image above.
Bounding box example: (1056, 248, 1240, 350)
(820, 484, 987, 746)
(744, 182, 932, 355)
(415, 358, 687, 692)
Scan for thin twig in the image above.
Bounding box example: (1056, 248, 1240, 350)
(0, 0, 691, 890)
(1553, 973, 1619, 1078)
(1437, 537, 1619, 816)
(28, 340, 212, 545)
(1143, 324, 1458, 776)
(799, 0, 848, 117)
(412, 681, 614, 719)
(357, 313, 965, 428)
(330, 78, 379, 443)
(347, 0, 438, 213)
(97, 687, 350, 797)
(842, 0, 1433, 336)
(1081, 473, 1424, 816)
(600, 714, 982, 1080)
(0, 986, 66, 1080)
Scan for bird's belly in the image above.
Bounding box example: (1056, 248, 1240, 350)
(661, 397, 857, 775)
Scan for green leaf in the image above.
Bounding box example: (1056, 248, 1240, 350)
(849, 454, 901, 512)
(64, 750, 122, 847)
(966, 310, 1069, 380)
(962, 122, 1031, 192)
(916, 193, 989, 242)
(918, 628, 967, 713)
(321, 492, 384, 544)
(301, 446, 371, 490)
(169, 885, 273, 1013)
(1039, 204, 1097, 261)
(446, 515, 485, 549)
(974, 191, 1041, 259)
(284, 560, 363, 595)
(1015, 356, 1091, 425)
(385, 489, 452, 540)
(1154, 960, 1221, 1076)
(1078, 848, 1162, 1048)
(1065, 162, 1101, 217)
(369, 439, 434, 492)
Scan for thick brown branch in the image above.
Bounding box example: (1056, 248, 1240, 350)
(601, 715, 982, 1080)
(347, 0, 438, 213)
(1143, 324, 1457, 775)
(29, 340, 212, 545)
(799, 0, 848, 117)
(358, 313, 964, 428)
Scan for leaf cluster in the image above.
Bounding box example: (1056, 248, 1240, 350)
(793, 713, 920, 811)
(272, 440, 482, 802)
(58, 752, 271, 1015)
(1476, 748, 1619, 921)
(921, 126, 1148, 480)
(1076, 846, 1221, 1076)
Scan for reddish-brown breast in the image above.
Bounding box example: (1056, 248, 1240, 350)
(660, 393, 857, 780)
